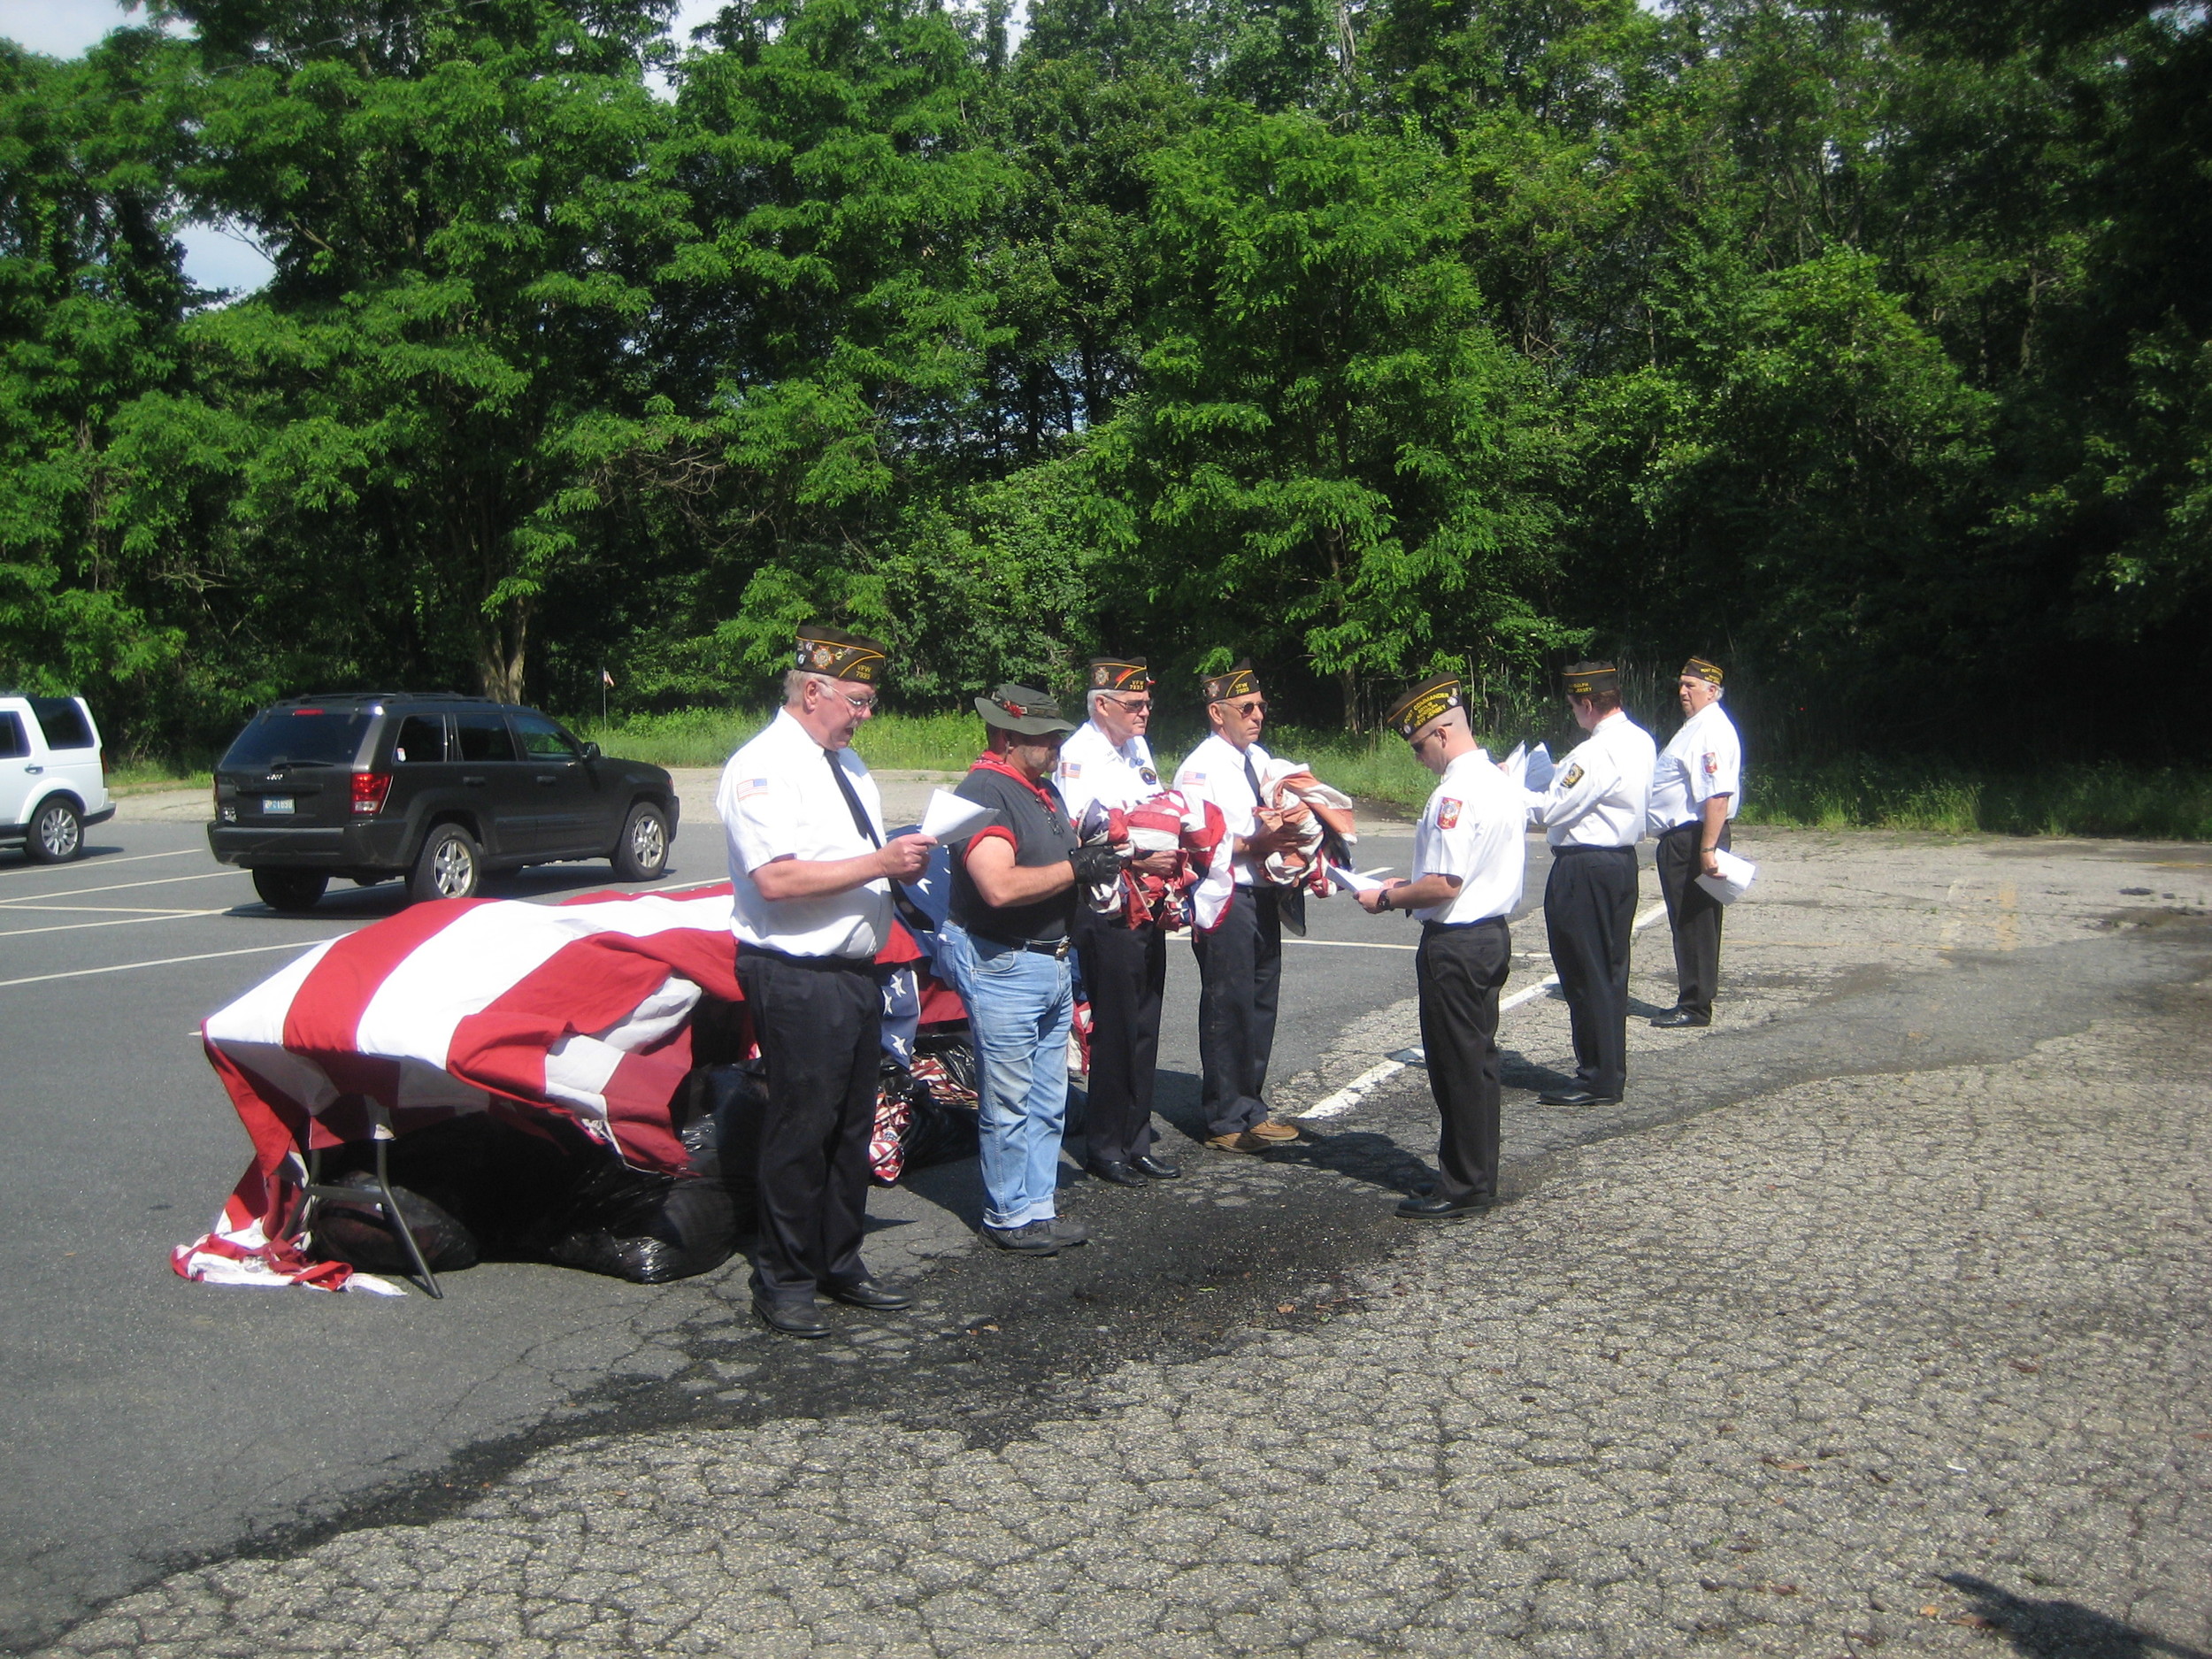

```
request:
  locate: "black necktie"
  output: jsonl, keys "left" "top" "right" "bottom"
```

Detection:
{"left": 825, "top": 749, "right": 933, "bottom": 934}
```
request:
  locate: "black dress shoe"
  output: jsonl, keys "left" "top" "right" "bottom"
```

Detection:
{"left": 1649, "top": 1008, "right": 1710, "bottom": 1029}
{"left": 1395, "top": 1193, "right": 1496, "bottom": 1219}
{"left": 1537, "top": 1087, "right": 1621, "bottom": 1107}
{"left": 1131, "top": 1154, "right": 1182, "bottom": 1180}
{"left": 1087, "top": 1160, "right": 1147, "bottom": 1187}
{"left": 826, "top": 1278, "right": 911, "bottom": 1310}
{"left": 751, "top": 1295, "right": 831, "bottom": 1338}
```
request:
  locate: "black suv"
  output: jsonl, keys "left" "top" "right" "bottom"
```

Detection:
{"left": 208, "top": 695, "right": 680, "bottom": 911}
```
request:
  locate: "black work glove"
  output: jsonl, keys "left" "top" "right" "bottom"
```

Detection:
{"left": 1069, "top": 842, "right": 1127, "bottom": 886}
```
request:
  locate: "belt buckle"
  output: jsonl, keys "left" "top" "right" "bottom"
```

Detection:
{"left": 1053, "top": 937, "right": 1071, "bottom": 960}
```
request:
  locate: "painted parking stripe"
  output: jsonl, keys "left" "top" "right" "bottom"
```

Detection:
{"left": 4, "top": 847, "right": 199, "bottom": 872}
{"left": 1284, "top": 938, "right": 1420, "bottom": 952}
{"left": 0, "top": 869, "right": 240, "bottom": 905}
{"left": 0, "top": 902, "right": 231, "bottom": 915}
{"left": 0, "top": 939, "right": 343, "bottom": 990}
{"left": 1295, "top": 902, "right": 1669, "bottom": 1120}
{"left": 0, "top": 909, "right": 228, "bottom": 939}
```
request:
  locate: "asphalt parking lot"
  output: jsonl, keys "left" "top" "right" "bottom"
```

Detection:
{"left": 4, "top": 781, "right": 2209, "bottom": 1655}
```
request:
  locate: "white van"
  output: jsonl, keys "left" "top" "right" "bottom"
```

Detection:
{"left": 0, "top": 695, "right": 114, "bottom": 863}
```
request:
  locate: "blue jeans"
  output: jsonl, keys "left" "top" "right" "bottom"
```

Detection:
{"left": 939, "top": 921, "right": 1073, "bottom": 1230}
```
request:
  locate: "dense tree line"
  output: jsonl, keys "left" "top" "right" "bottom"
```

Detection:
{"left": 2, "top": 0, "right": 2206, "bottom": 759}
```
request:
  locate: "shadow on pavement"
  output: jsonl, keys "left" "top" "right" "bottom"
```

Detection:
{"left": 1940, "top": 1572, "right": 2209, "bottom": 1659}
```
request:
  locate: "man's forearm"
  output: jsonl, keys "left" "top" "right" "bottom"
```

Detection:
{"left": 1385, "top": 873, "right": 1463, "bottom": 910}
{"left": 966, "top": 843, "right": 1074, "bottom": 908}
{"left": 1700, "top": 795, "right": 1731, "bottom": 849}
{"left": 750, "top": 851, "right": 887, "bottom": 902}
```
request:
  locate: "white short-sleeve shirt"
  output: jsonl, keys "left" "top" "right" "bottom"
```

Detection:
{"left": 1056, "top": 719, "right": 1160, "bottom": 829}
{"left": 1525, "top": 710, "right": 1656, "bottom": 849}
{"left": 1174, "top": 732, "right": 1273, "bottom": 887}
{"left": 1647, "top": 700, "right": 1743, "bottom": 833}
{"left": 1412, "top": 748, "right": 1526, "bottom": 925}
{"left": 718, "top": 709, "right": 889, "bottom": 959}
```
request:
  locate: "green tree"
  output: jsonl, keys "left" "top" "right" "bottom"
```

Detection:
{"left": 1094, "top": 111, "right": 1568, "bottom": 728}
{"left": 163, "top": 0, "right": 692, "bottom": 703}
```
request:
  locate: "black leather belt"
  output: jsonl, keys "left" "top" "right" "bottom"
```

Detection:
{"left": 974, "top": 933, "right": 1071, "bottom": 958}
{"left": 1553, "top": 842, "right": 1636, "bottom": 855}
{"left": 1421, "top": 916, "right": 1509, "bottom": 933}
{"left": 741, "top": 944, "right": 879, "bottom": 972}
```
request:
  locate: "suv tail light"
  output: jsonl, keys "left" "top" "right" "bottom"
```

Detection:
{"left": 352, "top": 772, "right": 394, "bottom": 816}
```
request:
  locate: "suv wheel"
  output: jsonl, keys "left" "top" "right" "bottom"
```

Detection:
{"left": 252, "top": 868, "right": 330, "bottom": 912}
{"left": 25, "top": 798, "right": 83, "bottom": 864}
{"left": 611, "top": 802, "right": 670, "bottom": 881}
{"left": 411, "top": 822, "right": 482, "bottom": 902}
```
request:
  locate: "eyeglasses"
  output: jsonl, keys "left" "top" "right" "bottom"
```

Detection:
{"left": 838, "top": 691, "right": 877, "bottom": 714}
{"left": 1107, "top": 695, "right": 1153, "bottom": 712}
{"left": 1229, "top": 700, "right": 1266, "bottom": 718}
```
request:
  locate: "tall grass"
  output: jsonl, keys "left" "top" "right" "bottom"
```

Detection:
{"left": 1740, "top": 758, "right": 2212, "bottom": 840}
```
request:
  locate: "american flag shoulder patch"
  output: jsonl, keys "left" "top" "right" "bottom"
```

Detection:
{"left": 1060, "top": 762, "right": 1082, "bottom": 780}
{"left": 735, "top": 776, "right": 772, "bottom": 801}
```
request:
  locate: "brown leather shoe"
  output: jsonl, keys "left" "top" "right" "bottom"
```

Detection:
{"left": 1249, "top": 1119, "right": 1303, "bottom": 1141}
{"left": 1206, "top": 1130, "right": 1271, "bottom": 1154}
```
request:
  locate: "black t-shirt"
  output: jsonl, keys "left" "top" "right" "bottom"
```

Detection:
{"left": 949, "top": 759, "right": 1079, "bottom": 943}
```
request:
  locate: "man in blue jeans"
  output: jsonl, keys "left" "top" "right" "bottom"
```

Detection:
{"left": 940, "top": 685, "right": 1129, "bottom": 1254}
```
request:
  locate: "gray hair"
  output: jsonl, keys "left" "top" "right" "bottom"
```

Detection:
{"left": 783, "top": 668, "right": 835, "bottom": 707}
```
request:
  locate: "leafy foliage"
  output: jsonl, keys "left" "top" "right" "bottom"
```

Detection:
{"left": 0, "top": 0, "right": 2207, "bottom": 764}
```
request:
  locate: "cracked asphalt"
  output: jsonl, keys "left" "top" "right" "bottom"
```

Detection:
{"left": 7, "top": 815, "right": 2212, "bottom": 1656}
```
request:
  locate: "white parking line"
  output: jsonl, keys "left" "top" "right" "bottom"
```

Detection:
{"left": 1295, "top": 902, "right": 1669, "bottom": 1120}
{"left": 0, "top": 909, "right": 228, "bottom": 939}
{"left": 5, "top": 848, "right": 199, "bottom": 872}
{"left": 0, "top": 902, "right": 227, "bottom": 915}
{"left": 0, "top": 939, "right": 341, "bottom": 990}
{"left": 0, "top": 869, "right": 239, "bottom": 905}
{"left": 1284, "top": 937, "right": 1420, "bottom": 952}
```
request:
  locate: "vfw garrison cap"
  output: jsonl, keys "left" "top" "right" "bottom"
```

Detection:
{"left": 1088, "top": 657, "right": 1153, "bottom": 693}
{"left": 1385, "top": 673, "right": 1464, "bottom": 741}
{"left": 1562, "top": 660, "right": 1619, "bottom": 697}
{"left": 1201, "top": 659, "right": 1263, "bottom": 703}
{"left": 795, "top": 623, "right": 889, "bottom": 685}
{"left": 976, "top": 684, "right": 1078, "bottom": 736}
{"left": 1683, "top": 656, "right": 1724, "bottom": 686}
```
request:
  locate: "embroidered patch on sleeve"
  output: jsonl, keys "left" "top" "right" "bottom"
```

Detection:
{"left": 1437, "top": 798, "right": 1463, "bottom": 830}
{"left": 1181, "top": 771, "right": 1207, "bottom": 787}
{"left": 1562, "top": 763, "right": 1586, "bottom": 788}
{"left": 1702, "top": 752, "right": 1718, "bottom": 774}
{"left": 1060, "top": 762, "right": 1082, "bottom": 780}
{"left": 734, "top": 777, "right": 772, "bottom": 801}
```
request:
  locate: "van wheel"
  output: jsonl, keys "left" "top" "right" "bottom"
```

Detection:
{"left": 411, "top": 823, "right": 482, "bottom": 902}
{"left": 26, "top": 799, "right": 83, "bottom": 864}
{"left": 611, "top": 802, "right": 670, "bottom": 881}
{"left": 252, "top": 868, "right": 329, "bottom": 911}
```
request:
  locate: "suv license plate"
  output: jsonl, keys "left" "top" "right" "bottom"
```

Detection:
{"left": 262, "top": 795, "right": 295, "bottom": 815}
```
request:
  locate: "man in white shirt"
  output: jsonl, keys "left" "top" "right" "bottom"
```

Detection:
{"left": 1647, "top": 656, "right": 1743, "bottom": 1028}
{"left": 1524, "top": 661, "right": 1656, "bottom": 1107}
{"left": 1172, "top": 659, "right": 1308, "bottom": 1152}
{"left": 718, "top": 624, "right": 936, "bottom": 1338}
{"left": 1056, "top": 656, "right": 1184, "bottom": 1187}
{"left": 1358, "top": 675, "right": 1525, "bottom": 1218}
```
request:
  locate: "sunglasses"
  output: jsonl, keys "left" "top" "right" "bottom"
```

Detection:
{"left": 1227, "top": 700, "right": 1267, "bottom": 718}
{"left": 1107, "top": 695, "right": 1153, "bottom": 711}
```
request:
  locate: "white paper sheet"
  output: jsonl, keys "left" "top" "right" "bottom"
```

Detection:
{"left": 1522, "top": 741, "right": 1555, "bottom": 793}
{"left": 1326, "top": 864, "right": 1390, "bottom": 894}
{"left": 920, "top": 788, "right": 997, "bottom": 842}
{"left": 1694, "top": 847, "right": 1757, "bottom": 904}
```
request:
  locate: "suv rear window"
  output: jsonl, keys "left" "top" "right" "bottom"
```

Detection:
{"left": 28, "top": 697, "right": 94, "bottom": 750}
{"left": 392, "top": 715, "right": 447, "bottom": 764}
{"left": 222, "top": 707, "right": 374, "bottom": 770}
{"left": 0, "top": 712, "right": 25, "bottom": 760}
{"left": 455, "top": 712, "right": 517, "bottom": 764}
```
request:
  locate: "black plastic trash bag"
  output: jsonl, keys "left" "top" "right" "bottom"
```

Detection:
{"left": 547, "top": 1106, "right": 739, "bottom": 1285}
{"left": 313, "top": 1171, "right": 480, "bottom": 1273}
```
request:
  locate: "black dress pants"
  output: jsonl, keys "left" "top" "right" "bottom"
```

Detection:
{"left": 1654, "top": 820, "right": 1731, "bottom": 1017}
{"left": 1190, "top": 885, "right": 1283, "bottom": 1137}
{"left": 1072, "top": 908, "right": 1165, "bottom": 1166}
{"left": 1543, "top": 844, "right": 1639, "bottom": 1098}
{"left": 733, "top": 949, "right": 881, "bottom": 1304}
{"left": 1417, "top": 918, "right": 1512, "bottom": 1203}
